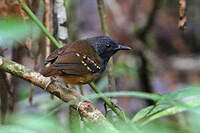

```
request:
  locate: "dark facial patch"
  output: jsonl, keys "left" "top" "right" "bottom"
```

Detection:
{"left": 87, "top": 36, "right": 119, "bottom": 60}
{"left": 86, "top": 36, "right": 131, "bottom": 72}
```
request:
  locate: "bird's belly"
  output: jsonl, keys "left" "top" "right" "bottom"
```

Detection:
{"left": 60, "top": 73, "right": 100, "bottom": 85}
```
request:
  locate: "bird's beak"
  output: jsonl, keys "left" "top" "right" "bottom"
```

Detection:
{"left": 115, "top": 44, "right": 131, "bottom": 51}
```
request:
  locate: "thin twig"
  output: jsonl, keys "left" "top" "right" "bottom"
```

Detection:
{"left": 137, "top": 50, "right": 154, "bottom": 106}
{"left": 44, "top": 0, "right": 54, "bottom": 100}
{"left": 134, "top": 0, "right": 161, "bottom": 105}
{"left": 29, "top": 39, "right": 43, "bottom": 104}
{"left": 97, "top": 0, "right": 109, "bottom": 35}
{"left": 44, "top": 0, "right": 51, "bottom": 59}
{"left": 178, "top": 0, "right": 187, "bottom": 30}
{"left": 0, "top": 70, "right": 9, "bottom": 124}
{"left": 10, "top": 46, "right": 24, "bottom": 111}
{"left": 0, "top": 49, "right": 9, "bottom": 123}
{"left": 97, "top": 0, "right": 114, "bottom": 94}
{"left": 97, "top": 0, "right": 115, "bottom": 92}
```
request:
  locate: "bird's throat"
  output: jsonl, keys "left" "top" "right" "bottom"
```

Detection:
{"left": 99, "top": 58, "right": 109, "bottom": 73}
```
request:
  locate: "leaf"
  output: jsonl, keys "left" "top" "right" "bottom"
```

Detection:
{"left": 132, "top": 104, "right": 170, "bottom": 122}
{"left": 140, "top": 97, "right": 200, "bottom": 125}
{"left": 132, "top": 86, "right": 200, "bottom": 125}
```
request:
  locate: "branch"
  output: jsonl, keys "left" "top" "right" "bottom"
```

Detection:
{"left": 44, "top": 0, "right": 52, "bottom": 58}
{"left": 54, "top": 0, "right": 68, "bottom": 44}
{"left": 0, "top": 56, "right": 119, "bottom": 133}
{"left": 97, "top": 0, "right": 109, "bottom": 35}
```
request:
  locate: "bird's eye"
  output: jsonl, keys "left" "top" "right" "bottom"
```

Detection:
{"left": 106, "top": 44, "right": 111, "bottom": 48}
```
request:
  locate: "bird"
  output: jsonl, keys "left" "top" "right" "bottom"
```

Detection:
{"left": 40, "top": 36, "right": 131, "bottom": 85}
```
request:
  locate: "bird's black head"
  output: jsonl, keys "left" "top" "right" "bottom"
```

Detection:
{"left": 87, "top": 36, "right": 131, "bottom": 61}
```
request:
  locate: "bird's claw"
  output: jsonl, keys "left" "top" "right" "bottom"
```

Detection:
{"left": 45, "top": 77, "right": 56, "bottom": 90}
{"left": 76, "top": 101, "right": 83, "bottom": 111}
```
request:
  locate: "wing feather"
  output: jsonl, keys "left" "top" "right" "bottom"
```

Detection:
{"left": 42, "top": 40, "right": 102, "bottom": 76}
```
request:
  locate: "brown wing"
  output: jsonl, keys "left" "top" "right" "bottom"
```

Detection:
{"left": 41, "top": 40, "right": 102, "bottom": 77}
{"left": 52, "top": 52, "right": 93, "bottom": 75}
{"left": 44, "top": 46, "right": 65, "bottom": 65}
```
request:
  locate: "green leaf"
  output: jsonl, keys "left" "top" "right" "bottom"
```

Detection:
{"left": 132, "top": 86, "right": 200, "bottom": 125}
{"left": 140, "top": 97, "right": 200, "bottom": 125}
{"left": 132, "top": 104, "right": 170, "bottom": 122}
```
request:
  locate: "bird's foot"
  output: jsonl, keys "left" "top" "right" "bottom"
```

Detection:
{"left": 45, "top": 76, "right": 56, "bottom": 90}
{"left": 76, "top": 101, "right": 84, "bottom": 111}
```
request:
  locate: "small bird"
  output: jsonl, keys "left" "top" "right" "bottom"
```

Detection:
{"left": 40, "top": 36, "right": 131, "bottom": 85}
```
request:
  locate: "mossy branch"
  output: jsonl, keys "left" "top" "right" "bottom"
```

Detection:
{"left": 0, "top": 56, "right": 119, "bottom": 133}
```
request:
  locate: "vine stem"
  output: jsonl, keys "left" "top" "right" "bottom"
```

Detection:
{"left": 18, "top": 0, "right": 62, "bottom": 48}
{"left": 89, "top": 82, "right": 126, "bottom": 120}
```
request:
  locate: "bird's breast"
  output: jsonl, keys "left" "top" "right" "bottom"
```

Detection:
{"left": 59, "top": 73, "right": 100, "bottom": 85}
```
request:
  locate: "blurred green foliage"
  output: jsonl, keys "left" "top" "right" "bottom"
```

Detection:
{"left": 113, "top": 63, "right": 137, "bottom": 77}
{"left": 0, "top": 113, "right": 65, "bottom": 133}
{"left": 0, "top": 17, "right": 37, "bottom": 48}
{"left": 3, "top": 85, "right": 199, "bottom": 133}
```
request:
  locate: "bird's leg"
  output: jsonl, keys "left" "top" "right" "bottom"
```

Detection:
{"left": 104, "top": 100, "right": 122, "bottom": 116}
{"left": 144, "top": 101, "right": 158, "bottom": 118}
{"left": 112, "top": 102, "right": 122, "bottom": 110}
{"left": 104, "top": 102, "right": 108, "bottom": 117}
